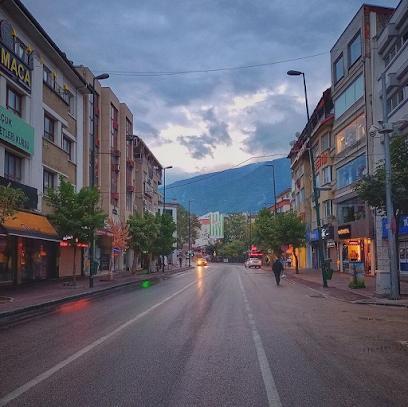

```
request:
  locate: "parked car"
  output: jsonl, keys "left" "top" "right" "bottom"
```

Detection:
{"left": 245, "top": 257, "right": 262, "bottom": 269}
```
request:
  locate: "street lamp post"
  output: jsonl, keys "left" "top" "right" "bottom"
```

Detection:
{"left": 188, "top": 199, "right": 192, "bottom": 267}
{"left": 287, "top": 70, "right": 328, "bottom": 287}
{"left": 89, "top": 73, "right": 109, "bottom": 288}
{"left": 161, "top": 165, "right": 173, "bottom": 272}
{"left": 265, "top": 164, "right": 277, "bottom": 215}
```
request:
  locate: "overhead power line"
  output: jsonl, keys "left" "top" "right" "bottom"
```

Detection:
{"left": 97, "top": 51, "right": 327, "bottom": 77}
{"left": 166, "top": 153, "right": 286, "bottom": 190}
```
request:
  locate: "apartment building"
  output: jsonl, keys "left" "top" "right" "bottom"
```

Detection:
{"left": 0, "top": 0, "right": 88, "bottom": 284}
{"left": 288, "top": 89, "right": 334, "bottom": 270}
{"left": 371, "top": 0, "right": 408, "bottom": 281}
{"left": 268, "top": 188, "right": 292, "bottom": 214}
{"left": 330, "top": 4, "right": 393, "bottom": 275}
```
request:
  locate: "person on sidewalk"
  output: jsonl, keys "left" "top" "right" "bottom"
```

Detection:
{"left": 272, "top": 256, "right": 284, "bottom": 286}
{"left": 178, "top": 253, "right": 183, "bottom": 268}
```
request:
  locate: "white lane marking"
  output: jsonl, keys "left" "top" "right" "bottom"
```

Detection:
{"left": 238, "top": 274, "right": 283, "bottom": 407}
{"left": 0, "top": 280, "right": 197, "bottom": 406}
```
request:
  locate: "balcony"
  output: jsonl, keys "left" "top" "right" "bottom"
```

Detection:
{"left": 0, "top": 176, "right": 38, "bottom": 210}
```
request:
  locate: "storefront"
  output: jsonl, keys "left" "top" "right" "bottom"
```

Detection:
{"left": 337, "top": 224, "right": 372, "bottom": 274}
{"left": 0, "top": 211, "right": 59, "bottom": 285}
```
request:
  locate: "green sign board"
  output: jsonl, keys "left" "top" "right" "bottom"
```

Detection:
{"left": 0, "top": 105, "right": 34, "bottom": 154}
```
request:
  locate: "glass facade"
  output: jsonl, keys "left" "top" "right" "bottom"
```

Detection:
{"left": 337, "top": 198, "right": 366, "bottom": 223}
{"left": 336, "top": 114, "right": 365, "bottom": 153}
{"left": 334, "top": 75, "right": 364, "bottom": 118}
{"left": 337, "top": 154, "right": 366, "bottom": 188}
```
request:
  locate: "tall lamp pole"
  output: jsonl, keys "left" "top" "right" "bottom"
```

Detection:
{"left": 287, "top": 70, "right": 328, "bottom": 287}
{"left": 265, "top": 164, "right": 277, "bottom": 215}
{"left": 89, "top": 73, "right": 109, "bottom": 288}
{"left": 161, "top": 165, "right": 173, "bottom": 272}
{"left": 188, "top": 199, "right": 192, "bottom": 267}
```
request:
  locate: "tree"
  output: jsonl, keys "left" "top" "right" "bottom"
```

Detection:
{"left": 176, "top": 205, "right": 200, "bottom": 248}
{"left": 224, "top": 213, "right": 249, "bottom": 244}
{"left": 218, "top": 240, "right": 246, "bottom": 258}
{"left": 127, "top": 211, "right": 160, "bottom": 273}
{"left": 45, "top": 178, "right": 106, "bottom": 283}
{"left": 0, "top": 184, "right": 26, "bottom": 224}
{"left": 155, "top": 213, "right": 176, "bottom": 260}
{"left": 253, "top": 208, "right": 278, "bottom": 253}
{"left": 106, "top": 218, "right": 129, "bottom": 278}
{"left": 355, "top": 134, "right": 408, "bottom": 278}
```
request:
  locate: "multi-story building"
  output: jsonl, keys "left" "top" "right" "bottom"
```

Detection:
{"left": 371, "top": 0, "right": 408, "bottom": 283}
{"left": 268, "top": 188, "right": 292, "bottom": 214}
{"left": 0, "top": 0, "right": 88, "bottom": 284}
{"left": 330, "top": 4, "right": 393, "bottom": 275}
{"left": 288, "top": 89, "right": 334, "bottom": 270}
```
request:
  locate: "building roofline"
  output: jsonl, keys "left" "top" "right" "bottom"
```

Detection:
{"left": 330, "top": 3, "right": 394, "bottom": 53}
{"left": 12, "top": 0, "right": 87, "bottom": 88}
{"left": 136, "top": 136, "right": 163, "bottom": 169}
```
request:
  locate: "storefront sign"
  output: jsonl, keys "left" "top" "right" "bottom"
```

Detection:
{"left": 337, "top": 225, "right": 351, "bottom": 239}
{"left": 0, "top": 105, "right": 34, "bottom": 154}
{"left": 382, "top": 215, "right": 408, "bottom": 239}
{"left": 327, "top": 240, "right": 336, "bottom": 248}
{"left": 321, "top": 225, "right": 334, "bottom": 240}
{"left": 0, "top": 20, "right": 32, "bottom": 92}
{"left": 308, "top": 228, "right": 319, "bottom": 242}
{"left": 315, "top": 153, "right": 328, "bottom": 171}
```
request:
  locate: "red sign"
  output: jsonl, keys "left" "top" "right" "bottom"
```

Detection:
{"left": 315, "top": 153, "right": 328, "bottom": 171}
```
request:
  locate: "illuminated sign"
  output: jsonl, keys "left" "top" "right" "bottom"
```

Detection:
{"left": 337, "top": 225, "right": 351, "bottom": 239}
{"left": 0, "top": 20, "right": 33, "bottom": 92}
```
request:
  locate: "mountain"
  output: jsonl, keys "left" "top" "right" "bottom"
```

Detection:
{"left": 164, "top": 158, "right": 291, "bottom": 215}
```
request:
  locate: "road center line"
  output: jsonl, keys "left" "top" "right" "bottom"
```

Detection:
{"left": 238, "top": 274, "right": 283, "bottom": 407}
{"left": 0, "top": 280, "right": 197, "bottom": 407}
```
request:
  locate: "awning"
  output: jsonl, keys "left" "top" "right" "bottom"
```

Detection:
{"left": 1, "top": 211, "right": 59, "bottom": 242}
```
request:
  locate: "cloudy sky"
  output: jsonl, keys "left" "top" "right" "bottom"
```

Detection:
{"left": 25, "top": 0, "right": 397, "bottom": 183}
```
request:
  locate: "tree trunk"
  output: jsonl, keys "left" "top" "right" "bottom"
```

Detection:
{"left": 293, "top": 250, "right": 299, "bottom": 274}
{"left": 132, "top": 252, "right": 139, "bottom": 273}
{"left": 148, "top": 253, "right": 152, "bottom": 273}
{"left": 72, "top": 244, "right": 77, "bottom": 285}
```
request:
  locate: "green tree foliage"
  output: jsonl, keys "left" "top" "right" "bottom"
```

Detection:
{"left": 176, "top": 205, "right": 200, "bottom": 248}
{"left": 155, "top": 212, "right": 177, "bottom": 257}
{"left": 254, "top": 209, "right": 306, "bottom": 273}
{"left": 224, "top": 213, "right": 249, "bottom": 244}
{"left": 0, "top": 184, "right": 26, "bottom": 224}
{"left": 45, "top": 178, "right": 106, "bottom": 282}
{"left": 355, "top": 135, "right": 408, "bottom": 216}
{"left": 218, "top": 240, "right": 247, "bottom": 258}
{"left": 127, "top": 211, "right": 160, "bottom": 272}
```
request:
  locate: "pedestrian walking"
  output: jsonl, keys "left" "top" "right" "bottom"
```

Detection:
{"left": 178, "top": 253, "right": 183, "bottom": 268}
{"left": 272, "top": 257, "right": 284, "bottom": 286}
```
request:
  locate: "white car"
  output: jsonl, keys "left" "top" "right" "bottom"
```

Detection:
{"left": 245, "top": 257, "right": 262, "bottom": 269}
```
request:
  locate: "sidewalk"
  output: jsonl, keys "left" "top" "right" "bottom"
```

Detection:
{"left": 0, "top": 264, "right": 192, "bottom": 318}
{"left": 268, "top": 266, "right": 408, "bottom": 308}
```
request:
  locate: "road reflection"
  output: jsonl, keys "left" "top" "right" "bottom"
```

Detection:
{"left": 56, "top": 298, "right": 90, "bottom": 314}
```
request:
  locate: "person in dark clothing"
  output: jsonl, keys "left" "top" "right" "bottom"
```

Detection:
{"left": 272, "top": 257, "right": 284, "bottom": 286}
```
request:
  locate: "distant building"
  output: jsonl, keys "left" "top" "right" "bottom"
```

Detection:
{"left": 195, "top": 211, "right": 224, "bottom": 248}
{"left": 268, "top": 188, "right": 292, "bottom": 214}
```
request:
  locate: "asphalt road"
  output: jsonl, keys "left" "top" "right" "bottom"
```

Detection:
{"left": 1, "top": 263, "right": 408, "bottom": 406}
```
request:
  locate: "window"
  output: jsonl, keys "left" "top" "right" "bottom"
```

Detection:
{"left": 62, "top": 136, "right": 73, "bottom": 160}
{"left": 322, "top": 166, "right": 332, "bottom": 184}
{"left": 68, "top": 92, "right": 75, "bottom": 115}
{"left": 386, "top": 88, "right": 405, "bottom": 114}
{"left": 334, "top": 54, "right": 344, "bottom": 83}
{"left": 311, "top": 143, "right": 319, "bottom": 159}
{"left": 321, "top": 133, "right": 330, "bottom": 151}
{"left": 300, "top": 188, "right": 305, "bottom": 203}
{"left": 4, "top": 151, "right": 22, "bottom": 181}
{"left": 384, "top": 38, "right": 402, "bottom": 67}
{"left": 336, "top": 114, "right": 366, "bottom": 153}
{"left": 44, "top": 114, "right": 55, "bottom": 142}
{"left": 126, "top": 192, "right": 132, "bottom": 211}
{"left": 43, "top": 65, "right": 54, "bottom": 89}
{"left": 337, "top": 198, "right": 365, "bottom": 223}
{"left": 348, "top": 31, "right": 361, "bottom": 67}
{"left": 337, "top": 154, "right": 366, "bottom": 188}
{"left": 7, "top": 87, "right": 22, "bottom": 117}
{"left": 334, "top": 75, "right": 364, "bottom": 118}
{"left": 43, "top": 169, "right": 56, "bottom": 193}
{"left": 14, "top": 37, "right": 29, "bottom": 65}
{"left": 323, "top": 200, "right": 333, "bottom": 218}
{"left": 111, "top": 105, "right": 118, "bottom": 149}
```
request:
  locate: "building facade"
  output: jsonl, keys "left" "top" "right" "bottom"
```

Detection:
{"left": 268, "top": 187, "right": 292, "bottom": 214}
{"left": 330, "top": 4, "right": 393, "bottom": 275}
{"left": 0, "top": 0, "right": 88, "bottom": 284}
{"left": 371, "top": 0, "right": 408, "bottom": 282}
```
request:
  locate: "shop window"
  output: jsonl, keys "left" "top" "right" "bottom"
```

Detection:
{"left": 334, "top": 75, "right": 364, "bottom": 118}
{"left": 7, "top": 87, "right": 22, "bottom": 117}
{"left": 337, "top": 198, "right": 365, "bottom": 223}
{"left": 43, "top": 65, "right": 54, "bottom": 89}
{"left": 334, "top": 54, "right": 344, "bottom": 83}
{"left": 43, "top": 169, "right": 56, "bottom": 193}
{"left": 348, "top": 31, "right": 361, "bottom": 67}
{"left": 321, "top": 133, "right": 330, "bottom": 152}
{"left": 62, "top": 136, "right": 73, "bottom": 160}
{"left": 322, "top": 166, "right": 332, "bottom": 185}
{"left": 44, "top": 114, "right": 56, "bottom": 142}
{"left": 337, "top": 154, "right": 366, "bottom": 188}
{"left": 4, "top": 151, "right": 22, "bottom": 181}
{"left": 336, "top": 114, "right": 366, "bottom": 153}
{"left": 323, "top": 200, "right": 333, "bottom": 218}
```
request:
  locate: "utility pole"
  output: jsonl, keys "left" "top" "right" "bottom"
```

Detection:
{"left": 265, "top": 164, "right": 277, "bottom": 215}
{"left": 188, "top": 199, "right": 192, "bottom": 267}
{"left": 248, "top": 213, "right": 252, "bottom": 253}
{"left": 161, "top": 166, "right": 172, "bottom": 273}
{"left": 380, "top": 73, "right": 399, "bottom": 299}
